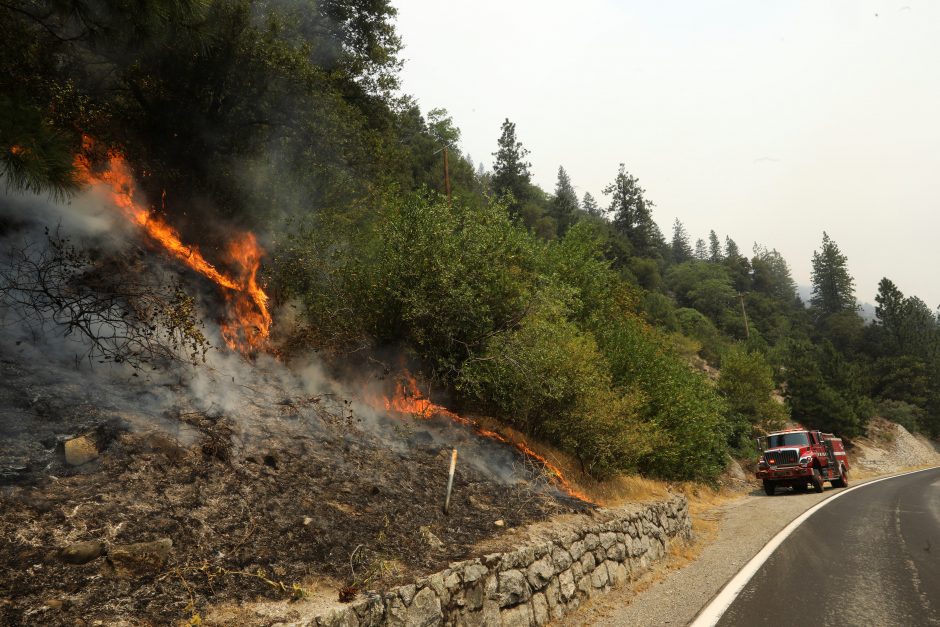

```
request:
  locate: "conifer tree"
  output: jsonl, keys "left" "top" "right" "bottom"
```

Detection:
{"left": 708, "top": 230, "right": 723, "bottom": 262}
{"left": 492, "top": 118, "right": 531, "bottom": 215}
{"left": 550, "top": 166, "right": 580, "bottom": 235}
{"left": 694, "top": 238, "right": 707, "bottom": 260}
{"left": 810, "top": 232, "right": 857, "bottom": 317}
{"left": 603, "top": 164, "right": 657, "bottom": 257}
{"left": 582, "top": 192, "right": 601, "bottom": 217}
{"left": 671, "top": 219, "right": 694, "bottom": 263}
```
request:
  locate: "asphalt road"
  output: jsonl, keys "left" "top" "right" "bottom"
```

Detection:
{"left": 716, "top": 467, "right": 940, "bottom": 626}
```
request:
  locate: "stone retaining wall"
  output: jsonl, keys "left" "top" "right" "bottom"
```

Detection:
{"left": 308, "top": 495, "right": 691, "bottom": 627}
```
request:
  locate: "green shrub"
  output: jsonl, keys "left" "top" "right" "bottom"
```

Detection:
{"left": 876, "top": 399, "right": 925, "bottom": 434}
{"left": 717, "top": 344, "right": 789, "bottom": 453}
{"left": 458, "top": 289, "right": 651, "bottom": 478}
{"left": 592, "top": 313, "right": 730, "bottom": 481}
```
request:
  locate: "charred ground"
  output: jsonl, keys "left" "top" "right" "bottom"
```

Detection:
{"left": 0, "top": 349, "right": 578, "bottom": 626}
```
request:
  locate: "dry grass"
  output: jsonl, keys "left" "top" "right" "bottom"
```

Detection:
{"left": 563, "top": 488, "right": 731, "bottom": 626}
{"left": 469, "top": 417, "right": 670, "bottom": 507}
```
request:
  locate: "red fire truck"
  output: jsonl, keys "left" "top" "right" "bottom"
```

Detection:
{"left": 756, "top": 428, "right": 849, "bottom": 495}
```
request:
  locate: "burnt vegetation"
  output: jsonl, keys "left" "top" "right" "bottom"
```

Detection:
{"left": 0, "top": 230, "right": 210, "bottom": 369}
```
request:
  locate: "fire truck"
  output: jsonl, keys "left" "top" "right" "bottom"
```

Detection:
{"left": 756, "top": 428, "right": 849, "bottom": 495}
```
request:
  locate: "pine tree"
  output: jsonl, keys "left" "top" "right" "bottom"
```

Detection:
{"left": 582, "top": 192, "right": 601, "bottom": 217}
{"left": 603, "top": 163, "right": 657, "bottom": 257}
{"left": 492, "top": 118, "right": 531, "bottom": 215}
{"left": 671, "top": 219, "right": 693, "bottom": 263}
{"left": 724, "top": 236, "right": 741, "bottom": 259}
{"left": 694, "top": 238, "right": 707, "bottom": 260}
{"left": 550, "top": 166, "right": 580, "bottom": 235}
{"left": 810, "top": 232, "right": 857, "bottom": 318}
{"left": 708, "top": 230, "right": 723, "bottom": 262}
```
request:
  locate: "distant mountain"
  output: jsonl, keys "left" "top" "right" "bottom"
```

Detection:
{"left": 796, "top": 285, "right": 876, "bottom": 322}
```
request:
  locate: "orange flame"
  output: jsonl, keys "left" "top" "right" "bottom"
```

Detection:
{"left": 383, "top": 372, "right": 597, "bottom": 504}
{"left": 73, "top": 138, "right": 271, "bottom": 354}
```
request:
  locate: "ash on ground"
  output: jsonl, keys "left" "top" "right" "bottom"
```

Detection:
{"left": 0, "top": 348, "right": 577, "bottom": 626}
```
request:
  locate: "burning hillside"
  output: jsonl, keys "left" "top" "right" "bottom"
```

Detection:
{"left": 73, "top": 137, "right": 272, "bottom": 355}
{"left": 378, "top": 372, "right": 596, "bottom": 504}
{"left": 0, "top": 162, "right": 593, "bottom": 625}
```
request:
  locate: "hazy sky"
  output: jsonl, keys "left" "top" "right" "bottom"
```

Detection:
{"left": 393, "top": 0, "right": 940, "bottom": 308}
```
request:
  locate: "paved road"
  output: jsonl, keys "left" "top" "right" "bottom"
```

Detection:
{"left": 717, "top": 467, "right": 940, "bottom": 626}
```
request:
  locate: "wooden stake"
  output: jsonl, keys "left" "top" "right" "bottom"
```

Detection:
{"left": 443, "top": 448, "right": 458, "bottom": 514}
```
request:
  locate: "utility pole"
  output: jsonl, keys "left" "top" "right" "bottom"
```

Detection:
{"left": 739, "top": 293, "right": 750, "bottom": 340}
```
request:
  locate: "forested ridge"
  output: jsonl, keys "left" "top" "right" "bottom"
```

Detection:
{"left": 3, "top": 0, "right": 939, "bottom": 484}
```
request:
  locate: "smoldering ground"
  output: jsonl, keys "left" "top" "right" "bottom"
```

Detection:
{"left": 0, "top": 187, "right": 579, "bottom": 625}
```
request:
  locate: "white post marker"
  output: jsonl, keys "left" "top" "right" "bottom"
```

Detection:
{"left": 443, "top": 448, "right": 458, "bottom": 514}
{"left": 691, "top": 466, "right": 940, "bottom": 627}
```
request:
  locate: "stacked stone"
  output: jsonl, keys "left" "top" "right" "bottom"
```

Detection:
{"left": 307, "top": 495, "right": 691, "bottom": 627}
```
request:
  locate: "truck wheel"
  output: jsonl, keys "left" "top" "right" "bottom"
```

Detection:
{"left": 763, "top": 480, "right": 775, "bottom": 496}
{"left": 831, "top": 465, "right": 849, "bottom": 488}
{"left": 811, "top": 468, "right": 824, "bottom": 493}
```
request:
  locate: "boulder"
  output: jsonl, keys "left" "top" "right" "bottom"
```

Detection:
{"left": 404, "top": 587, "right": 442, "bottom": 627}
{"left": 107, "top": 538, "right": 172, "bottom": 577}
{"left": 63, "top": 435, "right": 98, "bottom": 466}
{"left": 60, "top": 540, "right": 105, "bottom": 565}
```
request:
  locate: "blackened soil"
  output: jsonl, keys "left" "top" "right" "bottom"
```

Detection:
{"left": 0, "top": 367, "right": 571, "bottom": 626}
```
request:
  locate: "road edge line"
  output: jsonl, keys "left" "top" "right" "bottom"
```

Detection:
{"left": 689, "top": 466, "right": 940, "bottom": 627}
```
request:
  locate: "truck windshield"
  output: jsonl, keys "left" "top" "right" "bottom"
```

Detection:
{"left": 765, "top": 432, "right": 810, "bottom": 448}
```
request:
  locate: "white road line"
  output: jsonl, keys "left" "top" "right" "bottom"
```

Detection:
{"left": 689, "top": 466, "right": 940, "bottom": 627}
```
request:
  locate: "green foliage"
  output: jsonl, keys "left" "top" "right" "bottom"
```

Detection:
{"left": 592, "top": 314, "right": 730, "bottom": 481}
{"left": 371, "top": 192, "right": 537, "bottom": 371}
{"left": 458, "top": 290, "right": 652, "bottom": 478}
{"left": 708, "top": 230, "right": 723, "bottom": 262}
{"left": 670, "top": 219, "right": 693, "bottom": 263}
{"left": 641, "top": 292, "right": 679, "bottom": 332}
{"left": 0, "top": 97, "right": 81, "bottom": 199}
{"left": 603, "top": 164, "right": 660, "bottom": 258}
{"left": 784, "top": 340, "right": 870, "bottom": 436}
{"left": 810, "top": 232, "right": 857, "bottom": 320}
{"left": 877, "top": 399, "right": 926, "bottom": 434}
{"left": 675, "top": 308, "right": 727, "bottom": 364}
{"left": 718, "top": 345, "right": 788, "bottom": 451}
{"left": 581, "top": 192, "right": 601, "bottom": 217}
{"left": 492, "top": 118, "right": 532, "bottom": 216}
{"left": 549, "top": 166, "right": 580, "bottom": 236}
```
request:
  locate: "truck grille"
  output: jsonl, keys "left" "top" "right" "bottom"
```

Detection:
{"left": 766, "top": 450, "right": 799, "bottom": 466}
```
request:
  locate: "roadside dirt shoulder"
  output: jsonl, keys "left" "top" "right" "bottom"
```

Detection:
{"left": 564, "top": 485, "right": 832, "bottom": 626}
{"left": 568, "top": 469, "right": 937, "bottom": 626}
{"left": 569, "top": 422, "right": 940, "bottom": 626}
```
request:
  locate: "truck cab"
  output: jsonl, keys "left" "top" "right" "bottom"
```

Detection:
{"left": 756, "top": 428, "right": 849, "bottom": 495}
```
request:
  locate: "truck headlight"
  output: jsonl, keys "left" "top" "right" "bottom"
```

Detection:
{"left": 799, "top": 456, "right": 812, "bottom": 467}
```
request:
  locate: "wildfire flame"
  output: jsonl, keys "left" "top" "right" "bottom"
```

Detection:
{"left": 73, "top": 138, "right": 271, "bottom": 353}
{"left": 383, "top": 372, "right": 596, "bottom": 504}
